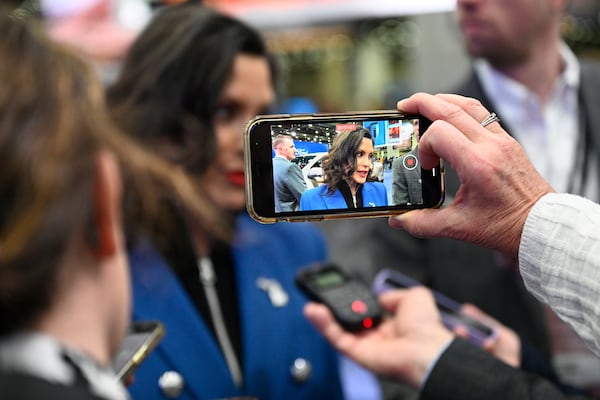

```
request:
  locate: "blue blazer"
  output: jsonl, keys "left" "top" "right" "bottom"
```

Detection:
{"left": 127, "top": 214, "right": 344, "bottom": 400}
{"left": 300, "top": 182, "right": 388, "bottom": 211}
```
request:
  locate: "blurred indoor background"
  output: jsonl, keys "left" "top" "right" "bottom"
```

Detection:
{"left": 9, "top": 0, "right": 600, "bottom": 393}
{"left": 13, "top": 0, "right": 600, "bottom": 112}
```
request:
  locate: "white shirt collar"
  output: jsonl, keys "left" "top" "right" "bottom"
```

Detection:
{"left": 474, "top": 40, "right": 580, "bottom": 109}
{"left": 472, "top": 41, "right": 591, "bottom": 195}
{"left": 560, "top": 40, "right": 580, "bottom": 89}
{"left": 0, "top": 332, "right": 129, "bottom": 400}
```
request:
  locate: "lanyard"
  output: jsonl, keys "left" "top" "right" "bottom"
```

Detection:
{"left": 197, "top": 257, "right": 243, "bottom": 387}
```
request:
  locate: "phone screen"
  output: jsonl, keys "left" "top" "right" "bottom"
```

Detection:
{"left": 244, "top": 111, "right": 444, "bottom": 223}
{"left": 310, "top": 269, "right": 348, "bottom": 289}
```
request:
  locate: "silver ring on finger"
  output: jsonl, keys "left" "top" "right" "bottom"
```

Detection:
{"left": 480, "top": 112, "right": 500, "bottom": 127}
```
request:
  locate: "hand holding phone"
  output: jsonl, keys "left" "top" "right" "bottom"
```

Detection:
{"left": 112, "top": 320, "right": 165, "bottom": 382}
{"left": 244, "top": 111, "right": 445, "bottom": 223}
{"left": 296, "top": 263, "right": 382, "bottom": 333}
{"left": 372, "top": 269, "right": 496, "bottom": 346}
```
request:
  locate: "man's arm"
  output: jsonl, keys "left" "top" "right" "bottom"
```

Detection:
{"left": 421, "top": 339, "right": 591, "bottom": 400}
{"left": 304, "top": 288, "right": 592, "bottom": 400}
{"left": 520, "top": 193, "right": 600, "bottom": 356}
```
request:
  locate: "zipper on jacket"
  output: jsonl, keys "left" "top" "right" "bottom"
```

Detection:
{"left": 197, "top": 257, "right": 243, "bottom": 387}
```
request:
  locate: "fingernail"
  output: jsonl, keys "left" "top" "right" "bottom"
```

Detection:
{"left": 388, "top": 215, "right": 405, "bottom": 229}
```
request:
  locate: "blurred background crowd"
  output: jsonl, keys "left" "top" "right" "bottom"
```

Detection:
{"left": 11, "top": 0, "right": 600, "bottom": 111}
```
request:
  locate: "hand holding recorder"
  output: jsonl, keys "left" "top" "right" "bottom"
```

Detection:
{"left": 303, "top": 287, "right": 454, "bottom": 388}
{"left": 304, "top": 285, "right": 524, "bottom": 389}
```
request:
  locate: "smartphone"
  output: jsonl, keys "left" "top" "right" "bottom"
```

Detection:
{"left": 244, "top": 111, "right": 445, "bottom": 223}
{"left": 296, "top": 263, "right": 382, "bottom": 333}
{"left": 111, "top": 320, "right": 165, "bottom": 381}
{"left": 372, "top": 269, "right": 496, "bottom": 347}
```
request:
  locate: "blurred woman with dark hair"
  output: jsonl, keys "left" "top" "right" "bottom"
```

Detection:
{"left": 107, "top": 4, "right": 367, "bottom": 400}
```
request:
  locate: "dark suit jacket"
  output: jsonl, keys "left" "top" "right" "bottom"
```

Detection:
{"left": 420, "top": 339, "right": 592, "bottom": 400}
{"left": 448, "top": 60, "right": 600, "bottom": 194}
{"left": 0, "top": 371, "right": 105, "bottom": 400}
{"left": 273, "top": 156, "right": 307, "bottom": 212}
{"left": 392, "top": 146, "right": 422, "bottom": 205}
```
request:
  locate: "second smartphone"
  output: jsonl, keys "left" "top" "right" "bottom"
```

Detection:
{"left": 111, "top": 320, "right": 165, "bottom": 382}
{"left": 372, "top": 269, "right": 496, "bottom": 347}
{"left": 244, "top": 111, "right": 444, "bottom": 223}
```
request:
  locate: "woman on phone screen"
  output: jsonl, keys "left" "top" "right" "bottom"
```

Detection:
{"left": 300, "top": 127, "right": 388, "bottom": 211}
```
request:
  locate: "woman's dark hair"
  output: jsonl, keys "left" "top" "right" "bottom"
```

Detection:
{"left": 107, "top": 3, "right": 277, "bottom": 174}
{"left": 322, "top": 127, "right": 373, "bottom": 195}
{"left": 0, "top": 13, "right": 225, "bottom": 336}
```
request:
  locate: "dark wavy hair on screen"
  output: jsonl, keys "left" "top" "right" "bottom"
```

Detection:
{"left": 322, "top": 127, "right": 373, "bottom": 195}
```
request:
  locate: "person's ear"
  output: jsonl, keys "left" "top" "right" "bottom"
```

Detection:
{"left": 90, "top": 151, "right": 122, "bottom": 258}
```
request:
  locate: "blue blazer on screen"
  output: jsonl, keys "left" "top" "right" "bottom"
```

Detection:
{"left": 299, "top": 181, "right": 388, "bottom": 211}
{"left": 127, "top": 213, "right": 344, "bottom": 400}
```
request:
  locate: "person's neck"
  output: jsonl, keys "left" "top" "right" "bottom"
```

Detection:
{"left": 491, "top": 36, "right": 564, "bottom": 105}
{"left": 35, "top": 256, "right": 116, "bottom": 367}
